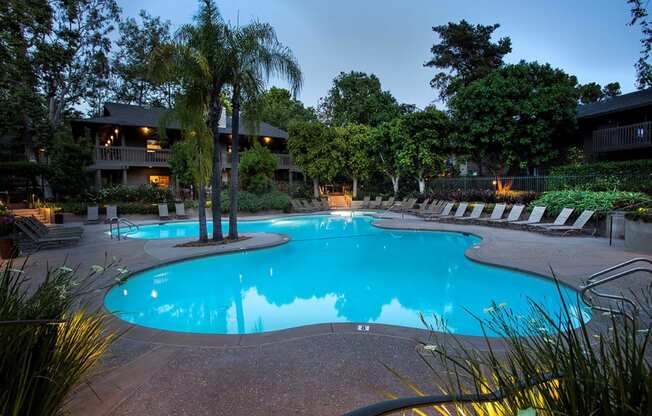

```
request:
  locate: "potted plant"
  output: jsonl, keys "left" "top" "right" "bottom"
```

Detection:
{"left": 0, "top": 203, "right": 16, "bottom": 259}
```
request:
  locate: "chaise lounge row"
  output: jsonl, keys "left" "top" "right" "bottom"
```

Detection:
{"left": 290, "top": 199, "right": 329, "bottom": 212}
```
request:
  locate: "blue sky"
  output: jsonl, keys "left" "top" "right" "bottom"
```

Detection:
{"left": 117, "top": 0, "right": 642, "bottom": 109}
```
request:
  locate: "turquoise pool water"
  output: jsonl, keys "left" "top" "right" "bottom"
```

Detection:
{"left": 105, "top": 213, "right": 589, "bottom": 335}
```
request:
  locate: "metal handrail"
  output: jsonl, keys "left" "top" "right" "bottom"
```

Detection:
{"left": 580, "top": 258, "right": 652, "bottom": 319}
{"left": 378, "top": 202, "right": 406, "bottom": 220}
{"left": 342, "top": 372, "right": 561, "bottom": 416}
{"left": 108, "top": 217, "right": 139, "bottom": 240}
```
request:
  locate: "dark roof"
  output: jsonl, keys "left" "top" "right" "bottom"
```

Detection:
{"left": 577, "top": 88, "right": 652, "bottom": 119}
{"left": 72, "top": 102, "right": 288, "bottom": 139}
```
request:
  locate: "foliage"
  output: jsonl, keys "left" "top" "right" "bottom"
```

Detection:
{"left": 550, "top": 160, "right": 652, "bottom": 194}
{"left": 551, "top": 159, "right": 652, "bottom": 176}
{"left": 318, "top": 71, "right": 402, "bottom": 127}
{"left": 112, "top": 9, "right": 175, "bottom": 107}
{"left": 0, "top": 161, "right": 51, "bottom": 178}
{"left": 218, "top": 190, "right": 290, "bottom": 213}
{"left": 425, "top": 20, "right": 512, "bottom": 101}
{"left": 577, "top": 81, "right": 622, "bottom": 103}
{"left": 393, "top": 282, "right": 652, "bottom": 416}
{"left": 428, "top": 189, "right": 539, "bottom": 205}
{"left": 629, "top": 0, "right": 652, "bottom": 88}
{"left": 335, "top": 123, "right": 374, "bottom": 193}
{"left": 288, "top": 121, "right": 344, "bottom": 182}
{"left": 258, "top": 87, "right": 316, "bottom": 131}
{"left": 0, "top": 258, "right": 123, "bottom": 415}
{"left": 450, "top": 61, "right": 578, "bottom": 175}
{"left": 239, "top": 142, "right": 278, "bottom": 194}
{"left": 47, "top": 128, "right": 93, "bottom": 198}
{"left": 371, "top": 118, "right": 412, "bottom": 195}
{"left": 626, "top": 207, "right": 652, "bottom": 222}
{"left": 531, "top": 191, "right": 651, "bottom": 216}
{"left": 85, "top": 184, "right": 174, "bottom": 204}
{"left": 169, "top": 140, "right": 197, "bottom": 187}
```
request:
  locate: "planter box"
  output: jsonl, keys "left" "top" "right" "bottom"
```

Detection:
{"left": 625, "top": 218, "right": 652, "bottom": 253}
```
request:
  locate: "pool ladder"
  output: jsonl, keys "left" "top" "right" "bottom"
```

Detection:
{"left": 378, "top": 203, "right": 406, "bottom": 220}
{"left": 579, "top": 258, "right": 652, "bottom": 320}
{"left": 108, "top": 217, "right": 139, "bottom": 240}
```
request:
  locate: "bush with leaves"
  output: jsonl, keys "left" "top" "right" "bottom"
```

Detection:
{"left": 428, "top": 189, "right": 539, "bottom": 205}
{"left": 85, "top": 184, "right": 174, "bottom": 204}
{"left": 238, "top": 142, "right": 278, "bottom": 194}
{"left": 531, "top": 191, "right": 651, "bottom": 216}
{"left": 47, "top": 129, "right": 93, "bottom": 198}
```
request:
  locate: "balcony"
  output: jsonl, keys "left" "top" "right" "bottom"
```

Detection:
{"left": 92, "top": 146, "right": 300, "bottom": 171}
{"left": 593, "top": 121, "right": 652, "bottom": 152}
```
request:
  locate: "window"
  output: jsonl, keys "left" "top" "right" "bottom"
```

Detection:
{"left": 147, "top": 139, "right": 162, "bottom": 153}
{"left": 149, "top": 175, "right": 170, "bottom": 188}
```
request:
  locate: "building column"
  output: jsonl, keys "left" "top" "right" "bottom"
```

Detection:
{"left": 95, "top": 169, "right": 102, "bottom": 190}
{"left": 121, "top": 168, "right": 128, "bottom": 185}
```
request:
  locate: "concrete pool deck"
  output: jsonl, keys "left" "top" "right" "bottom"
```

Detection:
{"left": 9, "top": 212, "right": 652, "bottom": 416}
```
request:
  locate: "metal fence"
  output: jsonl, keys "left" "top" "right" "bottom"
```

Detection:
{"left": 427, "top": 174, "right": 652, "bottom": 194}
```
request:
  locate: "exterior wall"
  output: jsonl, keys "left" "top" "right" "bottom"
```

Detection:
{"left": 126, "top": 167, "right": 172, "bottom": 186}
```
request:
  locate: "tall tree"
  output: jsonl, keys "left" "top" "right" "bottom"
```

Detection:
{"left": 258, "top": 87, "right": 316, "bottom": 130}
{"left": 371, "top": 118, "right": 412, "bottom": 196}
{"left": 450, "top": 61, "right": 578, "bottom": 175}
{"left": 425, "top": 20, "right": 512, "bottom": 101}
{"left": 288, "top": 121, "right": 343, "bottom": 198}
{"left": 401, "top": 108, "right": 451, "bottom": 194}
{"left": 603, "top": 82, "right": 622, "bottom": 98}
{"left": 628, "top": 0, "right": 652, "bottom": 89}
{"left": 577, "top": 81, "right": 622, "bottom": 104}
{"left": 335, "top": 124, "right": 374, "bottom": 198}
{"left": 223, "top": 21, "right": 302, "bottom": 240}
{"left": 112, "top": 10, "right": 175, "bottom": 107}
{"left": 318, "top": 71, "right": 400, "bottom": 127}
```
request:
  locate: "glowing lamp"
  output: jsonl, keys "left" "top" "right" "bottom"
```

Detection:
{"left": 263, "top": 136, "right": 272, "bottom": 144}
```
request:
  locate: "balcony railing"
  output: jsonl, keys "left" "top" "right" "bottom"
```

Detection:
{"left": 93, "top": 146, "right": 300, "bottom": 171}
{"left": 593, "top": 121, "right": 652, "bottom": 152}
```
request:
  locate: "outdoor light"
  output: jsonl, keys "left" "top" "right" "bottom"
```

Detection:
{"left": 114, "top": 128, "right": 119, "bottom": 134}
{"left": 263, "top": 136, "right": 272, "bottom": 144}
{"left": 141, "top": 127, "right": 150, "bottom": 134}
{"left": 492, "top": 180, "right": 497, "bottom": 185}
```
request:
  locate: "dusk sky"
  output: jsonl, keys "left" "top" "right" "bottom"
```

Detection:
{"left": 116, "top": 0, "right": 642, "bottom": 109}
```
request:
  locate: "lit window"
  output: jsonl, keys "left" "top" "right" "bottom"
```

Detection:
{"left": 149, "top": 175, "right": 170, "bottom": 188}
{"left": 147, "top": 139, "right": 162, "bottom": 153}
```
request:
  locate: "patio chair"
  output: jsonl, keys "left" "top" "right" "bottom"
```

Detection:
{"left": 511, "top": 206, "right": 547, "bottom": 226}
{"left": 158, "top": 203, "right": 170, "bottom": 220}
{"left": 290, "top": 199, "right": 305, "bottom": 212}
{"left": 489, "top": 204, "right": 525, "bottom": 224}
{"left": 24, "top": 216, "right": 83, "bottom": 237}
{"left": 425, "top": 202, "right": 454, "bottom": 221}
{"left": 410, "top": 199, "right": 432, "bottom": 215}
{"left": 299, "top": 200, "right": 316, "bottom": 211}
{"left": 175, "top": 202, "right": 188, "bottom": 219}
{"left": 105, "top": 205, "right": 118, "bottom": 222}
{"left": 361, "top": 196, "right": 371, "bottom": 209}
{"left": 369, "top": 196, "right": 382, "bottom": 209}
{"left": 437, "top": 202, "right": 469, "bottom": 221}
{"left": 14, "top": 218, "right": 80, "bottom": 250}
{"left": 320, "top": 198, "right": 331, "bottom": 210}
{"left": 530, "top": 208, "right": 574, "bottom": 228}
{"left": 545, "top": 210, "right": 596, "bottom": 235}
{"left": 475, "top": 204, "right": 507, "bottom": 223}
{"left": 86, "top": 206, "right": 100, "bottom": 224}
{"left": 309, "top": 200, "right": 323, "bottom": 210}
{"left": 455, "top": 203, "right": 485, "bottom": 221}
{"left": 417, "top": 200, "right": 439, "bottom": 217}
{"left": 382, "top": 196, "right": 395, "bottom": 209}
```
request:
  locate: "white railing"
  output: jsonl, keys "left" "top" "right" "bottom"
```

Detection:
{"left": 94, "top": 146, "right": 171, "bottom": 166}
{"left": 593, "top": 121, "right": 652, "bottom": 152}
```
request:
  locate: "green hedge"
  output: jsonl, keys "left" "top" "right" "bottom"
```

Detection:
{"left": 550, "top": 159, "right": 652, "bottom": 176}
{"left": 85, "top": 184, "right": 175, "bottom": 204}
{"left": 626, "top": 208, "right": 652, "bottom": 223}
{"left": 531, "top": 191, "right": 652, "bottom": 216}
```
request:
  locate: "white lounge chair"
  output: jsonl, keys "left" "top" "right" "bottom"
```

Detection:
{"left": 369, "top": 196, "right": 382, "bottom": 209}
{"left": 439, "top": 202, "right": 469, "bottom": 221}
{"left": 546, "top": 210, "right": 596, "bottom": 235}
{"left": 86, "top": 206, "right": 100, "bottom": 224}
{"left": 425, "top": 202, "right": 454, "bottom": 220}
{"left": 512, "top": 206, "right": 547, "bottom": 225}
{"left": 531, "top": 208, "right": 574, "bottom": 228}
{"left": 105, "top": 205, "right": 118, "bottom": 223}
{"left": 158, "top": 203, "right": 170, "bottom": 220}
{"left": 490, "top": 204, "right": 525, "bottom": 224}
{"left": 361, "top": 196, "right": 371, "bottom": 209}
{"left": 475, "top": 203, "right": 506, "bottom": 222}
{"left": 456, "top": 203, "right": 485, "bottom": 221}
{"left": 175, "top": 202, "right": 188, "bottom": 219}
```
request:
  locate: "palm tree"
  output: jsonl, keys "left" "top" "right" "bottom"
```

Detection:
{"left": 150, "top": 41, "right": 214, "bottom": 242}
{"left": 224, "top": 21, "right": 302, "bottom": 239}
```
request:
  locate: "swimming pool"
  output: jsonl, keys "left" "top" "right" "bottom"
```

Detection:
{"left": 105, "top": 213, "right": 589, "bottom": 336}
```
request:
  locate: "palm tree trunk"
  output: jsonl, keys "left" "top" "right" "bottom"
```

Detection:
{"left": 209, "top": 88, "right": 224, "bottom": 241}
{"left": 198, "top": 179, "right": 208, "bottom": 243}
{"left": 228, "top": 87, "right": 240, "bottom": 240}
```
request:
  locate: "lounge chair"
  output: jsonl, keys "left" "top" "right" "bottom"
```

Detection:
{"left": 14, "top": 218, "right": 80, "bottom": 250}
{"left": 175, "top": 202, "right": 188, "bottom": 219}
{"left": 290, "top": 199, "right": 305, "bottom": 212}
{"left": 418, "top": 200, "right": 441, "bottom": 217}
{"left": 369, "top": 196, "right": 382, "bottom": 209}
{"left": 86, "top": 206, "right": 100, "bottom": 224}
{"left": 320, "top": 199, "right": 330, "bottom": 210}
{"left": 438, "top": 202, "right": 469, "bottom": 221}
{"left": 158, "top": 203, "right": 170, "bottom": 220}
{"left": 309, "top": 200, "right": 323, "bottom": 210}
{"left": 455, "top": 203, "right": 485, "bottom": 221}
{"left": 410, "top": 199, "right": 432, "bottom": 216}
{"left": 490, "top": 204, "right": 525, "bottom": 224}
{"left": 530, "top": 208, "right": 574, "bottom": 228}
{"left": 475, "top": 203, "right": 507, "bottom": 223}
{"left": 425, "top": 202, "right": 454, "bottom": 221}
{"left": 545, "top": 210, "right": 596, "bottom": 234}
{"left": 24, "top": 216, "right": 83, "bottom": 237}
{"left": 300, "top": 200, "right": 317, "bottom": 211}
{"left": 382, "top": 196, "right": 395, "bottom": 209}
{"left": 105, "top": 205, "right": 118, "bottom": 222}
{"left": 511, "top": 206, "right": 547, "bottom": 226}
{"left": 360, "top": 196, "right": 371, "bottom": 209}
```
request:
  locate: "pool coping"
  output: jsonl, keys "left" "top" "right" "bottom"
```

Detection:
{"left": 98, "top": 213, "right": 606, "bottom": 349}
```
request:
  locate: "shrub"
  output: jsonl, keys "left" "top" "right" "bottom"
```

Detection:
{"left": 428, "top": 189, "right": 539, "bottom": 205}
{"left": 60, "top": 202, "right": 161, "bottom": 216}
{"left": 549, "top": 160, "right": 652, "bottom": 194}
{"left": 626, "top": 207, "right": 652, "bottom": 223}
{"left": 85, "top": 184, "right": 174, "bottom": 204}
{"left": 238, "top": 142, "right": 278, "bottom": 194}
{"left": 550, "top": 159, "right": 652, "bottom": 176}
{"left": 0, "top": 258, "right": 124, "bottom": 415}
{"left": 220, "top": 190, "right": 291, "bottom": 213}
{"left": 531, "top": 191, "right": 652, "bottom": 216}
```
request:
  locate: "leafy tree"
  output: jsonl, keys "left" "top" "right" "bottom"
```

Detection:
{"left": 577, "top": 81, "right": 622, "bottom": 103}
{"left": 169, "top": 140, "right": 196, "bottom": 187}
{"left": 628, "top": 0, "right": 652, "bottom": 88}
{"left": 223, "top": 20, "right": 302, "bottom": 239}
{"left": 602, "top": 82, "right": 622, "bottom": 98}
{"left": 112, "top": 10, "right": 176, "bottom": 107}
{"left": 47, "top": 128, "right": 93, "bottom": 197}
{"left": 258, "top": 87, "right": 316, "bottom": 130}
{"left": 288, "top": 121, "right": 343, "bottom": 197}
{"left": 318, "top": 71, "right": 401, "bottom": 127}
{"left": 239, "top": 142, "right": 278, "bottom": 194}
{"left": 425, "top": 20, "right": 512, "bottom": 101}
{"left": 449, "top": 61, "right": 578, "bottom": 175}
{"left": 335, "top": 124, "right": 374, "bottom": 198}
{"left": 370, "top": 118, "right": 412, "bottom": 196}
{"left": 401, "top": 108, "right": 451, "bottom": 194}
